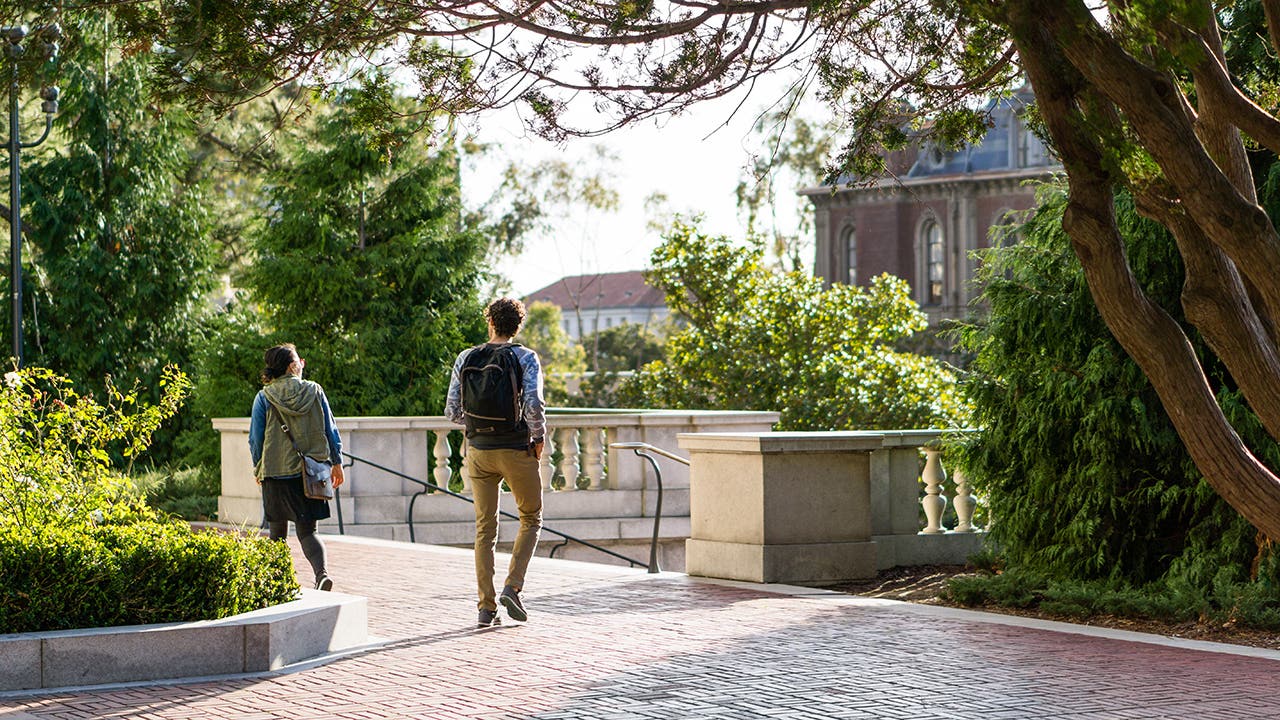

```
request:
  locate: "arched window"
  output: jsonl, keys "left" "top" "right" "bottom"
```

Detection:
{"left": 922, "top": 220, "right": 944, "bottom": 305}
{"left": 841, "top": 225, "right": 857, "bottom": 285}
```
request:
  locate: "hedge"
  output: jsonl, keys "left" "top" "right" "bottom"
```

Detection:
{"left": 0, "top": 521, "right": 299, "bottom": 633}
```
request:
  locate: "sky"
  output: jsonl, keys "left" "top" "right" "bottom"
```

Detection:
{"left": 456, "top": 76, "right": 816, "bottom": 297}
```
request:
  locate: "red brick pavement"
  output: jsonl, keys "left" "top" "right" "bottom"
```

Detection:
{"left": 4, "top": 534, "right": 1280, "bottom": 719}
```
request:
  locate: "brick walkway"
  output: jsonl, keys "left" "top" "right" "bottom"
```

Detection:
{"left": 4, "top": 534, "right": 1280, "bottom": 719}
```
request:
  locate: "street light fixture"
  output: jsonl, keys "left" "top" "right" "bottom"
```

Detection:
{"left": 3, "top": 22, "right": 60, "bottom": 367}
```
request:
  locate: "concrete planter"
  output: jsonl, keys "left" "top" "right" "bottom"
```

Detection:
{"left": 0, "top": 590, "right": 368, "bottom": 692}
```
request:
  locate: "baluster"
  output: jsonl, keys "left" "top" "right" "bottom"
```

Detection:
{"left": 920, "top": 449, "right": 947, "bottom": 534}
{"left": 951, "top": 467, "right": 975, "bottom": 533}
{"left": 432, "top": 430, "right": 452, "bottom": 491}
{"left": 538, "top": 431, "right": 555, "bottom": 491}
{"left": 557, "top": 426, "right": 581, "bottom": 492}
{"left": 581, "top": 427, "right": 604, "bottom": 490}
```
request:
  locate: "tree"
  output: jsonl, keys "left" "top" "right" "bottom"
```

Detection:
{"left": 32, "top": 0, "right": 1280, "bottom": 537}
{"left": 958, "top": 187, "right": 1267, "bottom": 586}
{"left": 581, "top": 322, "right": 667, "bottom": 374}
{"left": 518, "top": 301, "right": 585, "bottom": 405}
{"left": 622, "top": 220, "right": 968, "bottom": 430}
{"left": 193, "top": 85, "right": 488, "bottom": 422}
{"left": 736, "top": 94, "right": 841, "bottom": 272}
{"left": 16, "top": 12, "right": 218, "bottom": 463}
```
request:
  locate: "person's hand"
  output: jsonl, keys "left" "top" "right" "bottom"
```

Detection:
{"left": 331, "top": 462, "right": 345, "bottom": 489}
{"left": 530, "top": 439, "right": 544, "bottom": 460}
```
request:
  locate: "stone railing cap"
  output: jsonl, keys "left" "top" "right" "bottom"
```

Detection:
{"left": 675, "top": 429, "right": 971, "bottom": 454}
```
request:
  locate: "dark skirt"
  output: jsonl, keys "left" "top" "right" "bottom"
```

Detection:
{"left": 262, "top": 474, "right": 331, "bottom": 523}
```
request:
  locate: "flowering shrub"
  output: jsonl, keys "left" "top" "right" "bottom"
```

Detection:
{"left": 0, "top": 365, "right": 188, "bottom": 531}
{"left": 0, "top": 367, "right": 299, "bottom": 632}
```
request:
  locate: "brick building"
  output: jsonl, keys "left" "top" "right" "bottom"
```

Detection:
{"left": 801, "top": 87, "right": 1061, "bottom": 325}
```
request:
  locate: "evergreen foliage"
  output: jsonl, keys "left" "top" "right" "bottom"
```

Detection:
{"left": 17, "top": 13, "right": 219, "bottom": 463}
{"left": 956, "top": 186, "right": 1276, "bottom": 588}
{"left": 192, "top": 86, "right": 488, "bottom": 425}
{"left": 623, "top": 220, "right": 968, "bottom": 429}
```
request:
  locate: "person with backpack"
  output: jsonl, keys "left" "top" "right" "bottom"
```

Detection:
{"left": 249, "top": 343, "right": 346, "bottom": 591}
{"left": 445, "top": 297, "right": 547, "bottom": 628}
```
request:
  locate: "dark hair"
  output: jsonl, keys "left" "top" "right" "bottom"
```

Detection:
{"left": 485, "top": 297, "right": 527, "bottom": 338}
{"left": 260, "top": 343, "right": 297, "bottom": 385}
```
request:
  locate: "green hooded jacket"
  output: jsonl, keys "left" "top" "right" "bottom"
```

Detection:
{"left": 256, "top": 376, "right": 332, "bottom": 480}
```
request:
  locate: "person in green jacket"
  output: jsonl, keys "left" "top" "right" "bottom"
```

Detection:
{"left": 249, "top": 343, "right": 346, "bottom": 590}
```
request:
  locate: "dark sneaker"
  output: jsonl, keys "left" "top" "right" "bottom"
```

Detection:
{"left": 477, "top": 609, "right": 502, "bottom": 628}
{"left": 315, "top": 575, "right": 334, "bottom": 591}
{"left": 499, "top": 585, "right": 528, "bottom": 622}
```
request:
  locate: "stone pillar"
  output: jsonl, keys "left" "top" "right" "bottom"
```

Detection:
{"left": 679, "top": 432, "right": 882, "bottom": 584}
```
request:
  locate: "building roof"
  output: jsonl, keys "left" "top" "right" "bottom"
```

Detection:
{"left": 523, "top": 270, "right": 667, "bottom": 310}
{"left": 801, "top": 85, "right": 1060, "bottom": 195}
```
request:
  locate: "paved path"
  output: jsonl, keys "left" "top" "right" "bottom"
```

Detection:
{"left": 4, "top": 534, "right": 1280, "bottom": 719}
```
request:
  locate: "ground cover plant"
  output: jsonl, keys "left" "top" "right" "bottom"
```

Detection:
{"left": 0, "top": 366, "right": 297, "bottom": 633}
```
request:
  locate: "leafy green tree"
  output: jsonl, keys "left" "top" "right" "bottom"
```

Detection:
{"left": 623, "top": 220, "right": 967, "bottom": 430}
{"left": 581, "top": 322, "right": 667, "bottom": 373}
{"left": 957, "top": 187, "right": 1268, "bottom": 587}
{"left": 87, "top": 0, "right": 1280, "bottom": 539}
{"left": 736, "top": 96, "right": 840, "bottom": 271}
{"left": 19, "top": 13, "right": 218, "bottom": 406}
{"left": 518, "top": 301, "right": 585, "bottom": 405}
{"left": 193, "top": 85, "right": 488, "bottom": 423}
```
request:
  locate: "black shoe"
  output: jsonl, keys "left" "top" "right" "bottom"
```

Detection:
{"left": 477, "top": 609, "right": 502, "bottom": 628}
{"left": 499, "top": 585, "right": 528, "bottom": 622}
{"left": 316, "top": 575, "right": 334, "bottom": 591}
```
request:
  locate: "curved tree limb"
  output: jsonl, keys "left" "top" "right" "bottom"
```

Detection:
{"left": 1007, "top": 0, "right": 1280, "bottom": 540}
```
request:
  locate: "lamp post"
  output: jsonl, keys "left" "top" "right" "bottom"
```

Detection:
{"left": 3, "top": 23, "right": 60, "bottom": 367}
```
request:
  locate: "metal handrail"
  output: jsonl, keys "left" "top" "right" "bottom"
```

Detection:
{"left": 340, "top": 450, "right": 654, "bottom": 570}
{"left": 609, "top": 442, "right": 688, "bottom": 574}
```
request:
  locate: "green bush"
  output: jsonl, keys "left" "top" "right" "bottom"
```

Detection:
{"left": 132, "top": 465, "right": 220, "bottom": 521}
{"left": 955, "top": 188, "right": 1267, "bottom": 586}
{"left": 623, "top": 220, "right": 969, "bottom": 429}
{"left": 0, "top": 365, "right": 298, "bottom": 633}
{"left": 0, "top": 522, "right": 298, "bottom": 633}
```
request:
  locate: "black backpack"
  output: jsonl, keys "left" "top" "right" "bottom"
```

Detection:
{"left": 459, "top": 343, "right": 528, "bottom": 446}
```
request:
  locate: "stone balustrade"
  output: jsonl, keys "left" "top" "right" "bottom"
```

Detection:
{"left": 215, "top": 410, "right": 781, "bottom": 569}
{"left": 217, "top": 417, "right": 982, "bottom": 580}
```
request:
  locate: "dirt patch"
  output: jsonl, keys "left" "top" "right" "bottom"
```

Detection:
{"left": 824, "top": 565, "right": 1280, "bottom": 652}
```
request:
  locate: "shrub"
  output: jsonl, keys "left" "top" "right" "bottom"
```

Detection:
{"left": 0, "top": 366, "right": 298, "bottom": 633}
{"left": 132, "top": 465, "right": 220, "bottom": 521}
{"left": 943, "top": 569, "right": 1280, "bottom": 631}
{"left": 0, "top": 522, "right": 298, "bottom": 633}
{"left": 0, "top": 365, "right": 190, "bottom": 531}
{"left": 954, "top": 188, "right": 1265, "bottom": 586}
{"left": 623, "top": 220, "right": 969, "bottom": 429}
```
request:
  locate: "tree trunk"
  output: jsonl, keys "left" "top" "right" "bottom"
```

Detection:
{"left": 1007, "top": 0, "right": 1280, "bottom": 540}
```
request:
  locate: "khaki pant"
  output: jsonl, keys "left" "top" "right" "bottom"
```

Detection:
{"left": 466, "top": 447, "right": 543, "bottom": 611}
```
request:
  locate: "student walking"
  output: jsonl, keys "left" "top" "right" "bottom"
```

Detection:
{"left": 445, "top": 298, "right": 547, "bottom": 627}
{"left": 249, "top": 343, "right": 346, "bottom": 591}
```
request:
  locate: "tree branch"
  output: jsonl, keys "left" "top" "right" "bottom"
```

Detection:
{"left": 0, "top": 203, "right": 33, "bottom": 238}
{"left": 1042, "top": 1, "right": 1280, "bottom": 330}
{"left": 1262, "top": 0, "right": 1280, "bottom": 58}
